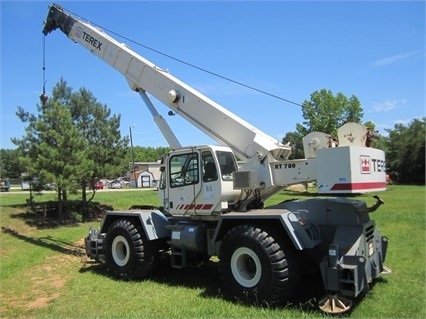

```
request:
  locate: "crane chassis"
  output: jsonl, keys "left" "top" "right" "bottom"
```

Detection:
{"left": 43, "top": 3, "right": 391, "bottom": 313}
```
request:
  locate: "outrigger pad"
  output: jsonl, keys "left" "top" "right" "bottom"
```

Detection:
{"left": 381, "top": 265, "right": 392, "bottom": 275}
{"left": 318, "top": 294, "right": 352, "bottom": 314}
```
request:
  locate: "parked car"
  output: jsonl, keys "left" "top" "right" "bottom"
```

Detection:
{"left": 0, "top": 179, "right": 10, "bottom": 192}
{"left": 116, "top": 178, "right": 130, "bottom": 187}
{"left": 99, "top": 179, "right": 110, "bottom": 186}
{"left": 43, "top": 183, "right": 57, "bottom": 190}
{"left": 91, "top": 181, "right": 104, "bottom": 190}
{"left": 109, "top": 179, "right": 122, "bottom": 189}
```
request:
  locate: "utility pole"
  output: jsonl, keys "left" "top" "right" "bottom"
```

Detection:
{"left": 129, "top": 125, "right": 137, "bottom": 188}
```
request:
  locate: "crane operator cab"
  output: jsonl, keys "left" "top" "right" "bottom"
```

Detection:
{"left": 158, "top": 145, "right": 241, "bottom": 217}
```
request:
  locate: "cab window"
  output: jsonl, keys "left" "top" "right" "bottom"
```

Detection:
{"left": 169, "top": 152, "right": 199, "bottom": 188}
{"left": 216, "top": 151, "right": 237, "bottom": 181}
{"left": 202, "top": 151, "right": 218, "bottom": 182}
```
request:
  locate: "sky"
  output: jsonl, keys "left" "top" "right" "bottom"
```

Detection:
{"left": 1, "top": 0, "right": 424, "bottom": 150}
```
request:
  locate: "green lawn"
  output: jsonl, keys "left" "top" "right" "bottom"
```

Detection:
{"left": 0, "top": 185, "right": 425, "bottom": 318}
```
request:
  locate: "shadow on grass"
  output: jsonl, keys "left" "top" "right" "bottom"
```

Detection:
{"left": 1, "top": 203, "right": 29, "bottom": 209}
{"left": 80, "top": 253, "right": 327, "bottom": 314}
{"left": 1, "top": 226, "right": 84, "bottom": 257}
{"left": 80, "top": 253, "right": 389, "bottom": 316}
{"left": 9, "top": 211, "right": 82, "bottom": 229}
{"left": 6, "top": 200, "right": 110, "bottom": 230}
{"left": 3, "top": 222, "right": 386, "bottom": 315}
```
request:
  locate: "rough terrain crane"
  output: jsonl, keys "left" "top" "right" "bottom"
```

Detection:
{"left": 43, "top": 3, "right": 390, "bottom": 314}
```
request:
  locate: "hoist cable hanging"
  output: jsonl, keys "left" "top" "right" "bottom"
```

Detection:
{"left": 40, "top": 34, "right": 48, "bottom": 106}
{"left": 66, "top": 8, "right": 303, "bottom": 108}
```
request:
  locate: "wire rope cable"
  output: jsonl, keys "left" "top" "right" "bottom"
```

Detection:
{"left": 65, "top": 7, "right": 303, "bottom": 107}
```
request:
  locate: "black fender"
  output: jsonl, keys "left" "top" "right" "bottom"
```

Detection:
{"left": 212, "top": 209, "right": 321, "bottom": 253}
{"left": 100, "top": 209, "right": 170, "bottom": 241}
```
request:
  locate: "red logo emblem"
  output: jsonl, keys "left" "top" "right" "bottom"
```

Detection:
{"left": 360, "top": 155, "right": 370, "bottom": 174}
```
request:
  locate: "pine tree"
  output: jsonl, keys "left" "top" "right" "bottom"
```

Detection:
{"left": 13, "top": 78, "right": 129, "bottom": 220}
{"left": 14, "top": 83, "right": 86, "bottom": 218}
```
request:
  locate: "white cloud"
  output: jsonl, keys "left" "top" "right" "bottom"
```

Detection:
{"left": 370, "top": 99, "right": 406, "bottom": 112}
{"left": 372, "top": 51, "right": 422, "bottom": 68}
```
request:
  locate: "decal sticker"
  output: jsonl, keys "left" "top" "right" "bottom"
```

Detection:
{"left": 75, "top": 26, "right": 83, "bottom": 38}
{"left": 360, "top": 155, "right": 371, "bottom": 174}
{"left": 203, "top": 185, "right": 215, "bottom": 200}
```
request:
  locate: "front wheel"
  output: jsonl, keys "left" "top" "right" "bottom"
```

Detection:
{"left": 219, "top": 224, "right": 299, "bottom": 305}
{"left": 104, "top": 218, "right": 155, "bottom": 279}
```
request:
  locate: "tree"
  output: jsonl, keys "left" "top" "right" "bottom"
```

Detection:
{"left": 384, "top": 118, "right": 425, "bottom": 184}
{"left": 281, "top": 131, "right": 305, "bottom": 160}
{"left": 13, "top": 78, "right": 129, "bottom": 219}
{"left": 298, "top": 89, "right": 363, "bottom": 136}
{"left": 283, "top": 89, "right": 364, "bottom": 159}
{"left": 69, "top": 85, "right": 129, "bottom": 211}
{"left": 13, "top": 84, "right": 87, "bottom": 218}
{"left": 129, "top": 146, "right": 170, "bottom": 163}
{"left": 0, "top": 149, "right": 22, "bottom": 179}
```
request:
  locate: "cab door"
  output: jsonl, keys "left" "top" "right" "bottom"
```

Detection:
{"left": 165, "top": 149, "right": 203, "bottom": 216}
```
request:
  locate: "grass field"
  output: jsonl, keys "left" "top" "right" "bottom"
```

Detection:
{"left": 0, "top": 185, "right": 425, "bottom": 318}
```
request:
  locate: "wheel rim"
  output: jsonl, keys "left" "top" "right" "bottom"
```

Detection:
{"left": 230, "top": 247, "right": 261, "bottom": 288}
{"left": 111, "top": 235, "right": 130, "bottom": 266}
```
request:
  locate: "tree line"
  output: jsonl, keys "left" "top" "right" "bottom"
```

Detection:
{"left": 282, "top": 89, "right": 424, "bottom": 185}
{"left": 0, "top": 145, "right": 169, "bottom": 181}
{"left": 0, "top": 81, "right": 424, "bottom": 217}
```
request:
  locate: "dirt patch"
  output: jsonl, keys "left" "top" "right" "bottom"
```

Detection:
{"left": 1, "top": 237, "right": 86, "bottom": 314}
{"left": 26, "top": 295, "right": 60, "bottom": 310}
{"left": 286, "top": 183, "right": 309, "bottom": 192}
{"left": 28, "top": 238, "right": 86, "bottom": 309}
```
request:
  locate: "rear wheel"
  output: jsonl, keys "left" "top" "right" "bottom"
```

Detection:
{"left": 219, "top": 224, "right": 299, "bottom": 305}
{"left": 105, "top": 218, "right": 155, "bottom": 279}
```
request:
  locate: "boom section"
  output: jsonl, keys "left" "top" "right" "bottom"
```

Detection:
{"left": 42, "top": 4, "right": 291, "bottom": 161}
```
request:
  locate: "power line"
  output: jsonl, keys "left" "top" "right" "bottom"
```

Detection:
{"left": 68, "top": 8, "right": 303, "bottom": 107}
{"left": 107, "top": 29, "right": 303, "bottom": 107}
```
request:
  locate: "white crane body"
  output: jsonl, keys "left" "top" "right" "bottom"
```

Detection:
{"left": 43, "top": 4, "right": 390, "bottom": 314}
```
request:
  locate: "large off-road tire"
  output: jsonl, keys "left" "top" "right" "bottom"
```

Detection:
{"left": 105, "top": 218, "right": 155, "bottom": 279}
{"left": 219, "top": 224, "right": 300, "bottom": 305}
